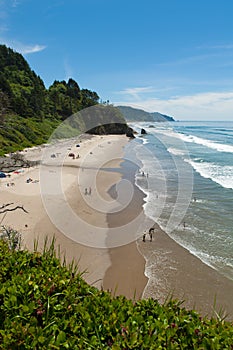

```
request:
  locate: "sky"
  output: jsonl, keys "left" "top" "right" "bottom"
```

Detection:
{"left": 1, "top": 0, "right": 233, "bottom": 120}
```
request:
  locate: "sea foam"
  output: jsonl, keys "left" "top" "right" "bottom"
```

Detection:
{"left": 153, "top": 128, "right": 233, "bottom": 153}
{"left": 185, "top": 159, "right": 233, "bottom": 189}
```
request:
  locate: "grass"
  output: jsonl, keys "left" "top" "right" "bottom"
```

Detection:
{"left": 0, "top": 115, "right": 60, "bottom": 156}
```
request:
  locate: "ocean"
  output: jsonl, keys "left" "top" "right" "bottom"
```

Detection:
{"left": 125, "top": 121, "right": 233, "bottom": 282}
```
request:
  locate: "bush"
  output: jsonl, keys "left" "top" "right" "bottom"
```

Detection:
{"left": 0, "top": 238, "right": 232, "bottom": 349}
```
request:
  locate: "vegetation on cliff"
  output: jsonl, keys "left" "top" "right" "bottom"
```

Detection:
{"left": 117, "top": 106, "right": 175, "bottom": 122}
{"left": 0, "top": 236, "right": 232, "bottom": 349}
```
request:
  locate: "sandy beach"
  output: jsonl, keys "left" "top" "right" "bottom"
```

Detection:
{"left": 1, "top": 134, "right": 233, "bottom": 321}
{"left": 0, "top": 134, "right": 130, "bottom": 289}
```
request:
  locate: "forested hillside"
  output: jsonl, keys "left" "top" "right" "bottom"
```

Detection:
{"left": 0, "top": 45, "right": 128, "bottom": 155}
{"left": 117, "top": 106, "right": 174, "bottom": 122}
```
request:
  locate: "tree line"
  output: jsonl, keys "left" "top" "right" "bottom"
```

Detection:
{"left": 0, "top": 45, "right": 131, "bottom": 155}
{"left": 0, "top": 44, "right": 99, "bottom": 124}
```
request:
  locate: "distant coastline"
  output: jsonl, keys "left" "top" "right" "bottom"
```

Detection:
{"left": 117, "top": 105, "right": 175, "bottom": 122}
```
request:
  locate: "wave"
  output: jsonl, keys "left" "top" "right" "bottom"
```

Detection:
{"left": 185, "top": 135, "right": 233, "bottom": 153}
{"left": 153, "top": 128, "right": 233, "bottom": 153}
{"left": 185, "top": 159, "right": 233, "bottom": 189}
{"left": 167, "top": 147, "right": 187, "bottom": 157}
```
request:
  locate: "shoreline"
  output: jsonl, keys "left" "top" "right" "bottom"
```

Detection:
{"left": 103, "top": 159, "right": 149, "bottom": 299}
{"left": 138, "top": 222, "right": 233, "bottom": 320}
{"left": 104, "top": 140, "right": 233, "bottom": 320}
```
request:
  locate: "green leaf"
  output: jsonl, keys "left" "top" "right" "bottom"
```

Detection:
{"left": 56, "top": 331, "right": 66, "bottom": 344}
{"left": 38, "top": 335, "right": 45, "bottom": 344}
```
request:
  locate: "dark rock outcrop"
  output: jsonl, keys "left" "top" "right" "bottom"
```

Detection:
{"left": 141, "top": 128, "right": 147, "bottom": 134}
{"left": 126, "top": 127, "right": 135, "bottom": 138}
{"left": 0, "top": 154, "right": 39, "bottom": 173}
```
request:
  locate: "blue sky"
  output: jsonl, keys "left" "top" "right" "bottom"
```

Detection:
{"left": 1, "top": 0, "right": 233, "bottom": 120}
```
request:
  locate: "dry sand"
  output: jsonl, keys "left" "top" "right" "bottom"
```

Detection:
{"left": 0, "top": 134, "right": 129, "bottom": 289}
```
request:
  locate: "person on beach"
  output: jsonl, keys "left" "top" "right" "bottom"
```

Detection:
{"left": 88, "top": 187, "right": 92, "bottom": 195}
{"left": 149, "top": 227, "right": 154, "bottom": 242}
{"left": 149, "top": 232, "right": 152, "bottom": 241}
{"left": 84, "top": 188, "right": 88, "bottom": 195}
{"left": 142, "top": 233, "right": 146, "bottom": 242}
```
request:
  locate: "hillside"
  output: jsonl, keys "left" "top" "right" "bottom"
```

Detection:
{"left": 0, "top": 236, "right": 232, "bottom": 349}
{"left": 117, "top": 106, "right": 175, "bottom": 122}
{"left": 0, "top": 45, "right": 129, "bottom": 156}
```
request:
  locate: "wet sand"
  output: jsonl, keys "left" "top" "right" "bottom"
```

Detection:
{"left": 138, "top": 223, "right": 233, "bottom": 320}
{"left": 103, "top": 174, "right": 149, "bottom": 299}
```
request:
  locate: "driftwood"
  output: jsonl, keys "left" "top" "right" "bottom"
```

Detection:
{"left": 0, "top": 203, "right": 28, "bottom": 214}
{"left": 0, "top": 203, "right": 14, "bottom": 210}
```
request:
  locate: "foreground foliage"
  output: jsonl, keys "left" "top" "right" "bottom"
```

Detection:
{"left": 0, "top": 239, "right": 232, "bottom": 349}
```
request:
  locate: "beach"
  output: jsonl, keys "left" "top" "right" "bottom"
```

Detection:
{"left": 0, "top": 134, "right": 130, "bottom": 290}
{"left": 0, "top": 133, "right": 233, "bottom": 320}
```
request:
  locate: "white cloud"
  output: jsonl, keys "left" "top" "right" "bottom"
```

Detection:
{"left": 11, "top": 0, "right": 21, "bottom": 7}
{"left": 121, "top": 86, "right": 155, "bottom": 94}
{"left": 0, "top": 1, "right": 46, "bottom": 54}
{"left": 0, "top": 38, "right": 46, "bottom": 54}
{"left": 0, "top": 23, "right": 8, "bottom": 33}
{"left": 0, "top": 0, "right": 22, "bottom": 13}
{"left": 0, "top": 1, "right": 8, "bottom": 20}
{"left": 157, "top": 53, "right": 222, "bottom": 68}
{"left": 64, "top": 59, "right": 74, "bottom": 81}
{"left": 19, "top": 43, "right": 47, "bottom": 54}
{"left": 115, "top": 91, "right": 233, "bottom": 121}
{"left": 198, "top": 44, "right": 233, "bottom": 50}
{"left": 117, "top": 86, "right": 157, "bottom": 100}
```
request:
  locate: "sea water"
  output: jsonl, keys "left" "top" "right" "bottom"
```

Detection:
{"left": 125, "top": 121, "right": 233, "bottom": 281}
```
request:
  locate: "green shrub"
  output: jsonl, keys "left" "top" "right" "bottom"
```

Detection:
{"left": 0, "top": 238, "right": 232, "bottom": 349}
{"left": 0, "top": 115, "right": 59, "bottom": 155}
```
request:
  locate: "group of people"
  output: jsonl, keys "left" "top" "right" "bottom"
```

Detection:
{"left": 84, "top": 187, "right": 92, "bottom": 195}
{"left": 142, "top": 227, "right": 154, "bottom": 242}
{"left": 6, "top": 182, "right": 15, "bottom": 187}
{"left": 139, "top": 170, "right": 149, "bottom": 178}
{"left": 26, "top": 178, "right": 39, "bottom": 184}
